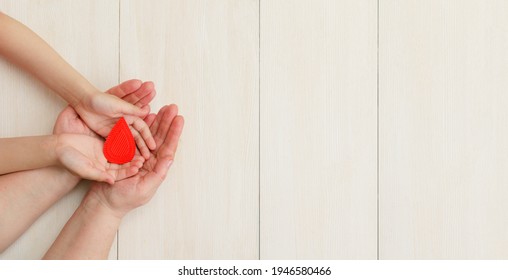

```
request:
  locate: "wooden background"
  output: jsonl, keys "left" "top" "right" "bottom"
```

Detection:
{"left": 1, "top": 0, "right": 507, "bottom": 259}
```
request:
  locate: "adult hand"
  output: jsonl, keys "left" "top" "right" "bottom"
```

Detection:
{"left": 73, "top": 84, "right": 157, "bottom": 159}
{"left": 89, "top": 105, "right": 184, "bottom": 217}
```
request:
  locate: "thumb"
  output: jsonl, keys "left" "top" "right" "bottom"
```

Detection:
{"left": 119, "top": 100, "right": 149, "bottom": 117}
{"left": 79, "top": 164, "right": 115, "bottom": 184}
{"left": 101, "top": 172, "right": 116, "bottom": 185}
{"left": 89, "top": 169, "right": 115, "bottom": 185}
{"left": 90, "top": 93, "right": 148, "bottom": 117}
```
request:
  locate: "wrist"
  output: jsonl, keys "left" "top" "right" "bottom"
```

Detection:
{"left": 86, "top": 188, "right": 128, "bottom": 220}
{"left": 57, "top": 167, "right": 81, "bottom": 185}
{"left": 66, "top": 82, "right": 100, "bottom": 108}
{"left": 52, "top": 133, "right": 68, "bottom": 167}
{"left": 42, "top": 134, "right": 60, "bottom": 166}
{"left": 83, "top": 190, "right": 125, "bottom": 224}
{"left": 50, "top": 136, "right": 80, "bottom": 182}
{"left": 40, "top": 166, "right": 82, "bottom": 197}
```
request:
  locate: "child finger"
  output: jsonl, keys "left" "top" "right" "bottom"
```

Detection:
{"left": 129, "top": 127, "right": 151, "bottom": 159}
{"left": 135, "top": 88, "right": 156, "bottom": 107}
{"left": 123, "top": 81, "right": 154, "bottom": 105}
{"left": 127, "top": 116, "right": 156, "bottom": 150}
{"left": 107, "top": 79, "right": 142, "bottom": 98}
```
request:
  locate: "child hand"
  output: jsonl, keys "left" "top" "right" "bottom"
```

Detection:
{"left": 55, "top": 134, "right": 145, "bottom": 184}
{"left": 74, "top": 90, "right": 157, "bottom": 159}
{"left": 54, "top": 80, "right": 156, "bottom": 137}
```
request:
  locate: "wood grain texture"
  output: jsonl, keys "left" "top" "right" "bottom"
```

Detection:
{"left": 0, "top": 0, "right": 118, "bottom": 259}
{"left": 380, "top": 0, "right": 508, "bottom": 259}
{"left": 118, "top": 0, "right": 259, "bottom": 259}
{"left": 260, "top": 0, "right": 377, "bottom": 259}
{"left": 6, "top": 0, "right": 508, "bottom": 261}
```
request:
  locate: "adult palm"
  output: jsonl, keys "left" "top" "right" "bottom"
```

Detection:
{"left": 89, "top": 105, "right": 184, "bottom": 217}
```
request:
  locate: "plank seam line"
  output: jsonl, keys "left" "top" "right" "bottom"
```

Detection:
{"left": 117, "top": 0, "right": 121, "bottom": 261}
{"left": 258, "top": 0, "right": 261, "bottom": 261}
{"left": 376, "top": 0, "right": 380, "bottom": 261}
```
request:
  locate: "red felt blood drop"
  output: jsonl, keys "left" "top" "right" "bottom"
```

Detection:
{"left": 103, "top": 117, "right": 135, "bottom": 164}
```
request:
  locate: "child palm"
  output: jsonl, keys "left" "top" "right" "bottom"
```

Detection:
{"left": 55, "top": 134, "right": 143, "bottom": 184}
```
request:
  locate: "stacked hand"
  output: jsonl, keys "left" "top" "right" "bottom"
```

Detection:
{"left": 53, "top": 80, "right": 153, "bottom": 183}
{"left": 73, "top": 88, "right": 157, "bottom": 159}
{"left": 0, "top": 12, "right": 184, "bottom": 259}
{"left": 54, "top": 133, "right": 144, "bottom": 184}
{"left": 53, "top": 80, "right": 183, "bottom": 212}
{"left": 90, "top": 105, "right": 184, "bottom": 217}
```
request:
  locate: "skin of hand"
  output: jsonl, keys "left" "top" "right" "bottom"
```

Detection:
{"left": 54, "top": 80, "right": 156, "bottom": 137}
{"left": 0, "top": 80, "right": 156, "bottom": 253}
{"left": 52, "top": 80, "right": 156, "bottom": 183}
{"left": 53, "top": 80, "right": 157, "bottom": 184}
{"left": 55, "top": 133, "right": 144, "bottom": 185}
{"left": 0, "top": 132, "right": 143, "bottom": 184}
{"left": 90, "top": 105, "right": 184, "bottom": 217}
{"left": 44, "top": 105, "right": 184, "bottom": 259}
{"left": 0, "top": 12, "right": 156, "bottom": 159}
{"left": 74, "top": 92, "right": 157, "bottom": 159}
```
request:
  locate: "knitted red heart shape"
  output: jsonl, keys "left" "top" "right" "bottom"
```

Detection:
{"left": 103, "top": 117, "right": 135, "bottom": 164}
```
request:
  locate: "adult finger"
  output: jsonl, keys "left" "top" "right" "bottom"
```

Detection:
{"left": 144, "top": 113, "right": 157, "bottom": 127}
{"left": 149, "top": 106, "right": 168, "bottom": 138}
{"left": 135, "top": 88, "right": 156, "bottom": 107}
{"left": 137, "top": 115, "right": 183, "bottom": 195}
{"left": 137, "top": 117, "right": 182, "bottom": 196}
{"left": 154, "top": 104, "right": 178, "bottom": 146}
{"left": 159, "top": 116, "right": 184, "bottom": 159}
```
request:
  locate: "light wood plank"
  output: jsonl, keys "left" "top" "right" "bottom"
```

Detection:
{"left": 380, "top": 0, "right": 508, "bottom": 259}
{"left": 0, "top": 0, "right": 118, "bottom": 259}
{"left": 260, "top": 0, "right": 377, "bottom": 259}
{"left": 118, "top": 0, "right": 259, "bottom": 259}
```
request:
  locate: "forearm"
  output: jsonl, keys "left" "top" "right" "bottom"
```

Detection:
{"left": 43, "top": 190, "right": 122, "bottom": 259}
{"left": 0, "top": 135, "right": 58, "bottom": 175}
{"left": 0, "top": 12, "right": 98, "bottom": 106}
{"left": 0, "top": 167, "right": 80, "bottom": 252}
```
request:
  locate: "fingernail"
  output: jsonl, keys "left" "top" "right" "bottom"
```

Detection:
{"left": 166, "top": 160, "right": 173, "bottom": 169}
